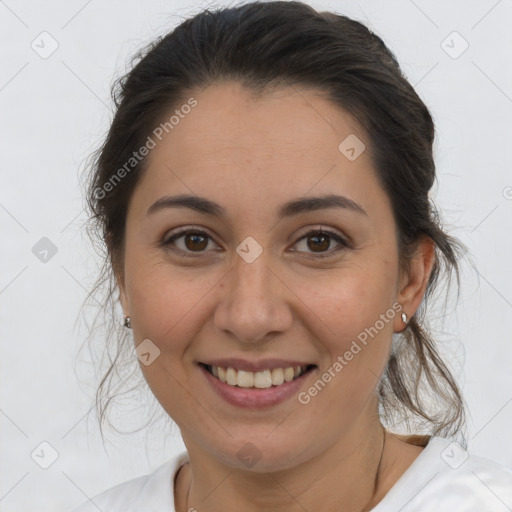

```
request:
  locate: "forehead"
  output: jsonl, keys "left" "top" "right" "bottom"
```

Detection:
{"left": 152, "top": 81, "right": 366, "bottom": 166}
{"left": 132, "top": 81, "right": 387, "bottom": 219}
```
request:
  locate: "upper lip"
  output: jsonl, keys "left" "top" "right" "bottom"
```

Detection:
{"left": 200, "top": 358, "right": 315, "bottom": 372}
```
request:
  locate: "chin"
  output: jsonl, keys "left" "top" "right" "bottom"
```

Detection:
{"left": 206, "top": 432, "right": 315, "bottom": 474}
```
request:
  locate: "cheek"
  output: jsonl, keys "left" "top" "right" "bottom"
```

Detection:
{"left": 292, "top": 251, "right": 398, "bottom": 345}
{"left": 127, "top": 260, "right": 215, "bottom": 349}
{"left": 124, "top": 258, "right": 215, "bottom": 421}
{"left": 123, "top": 240, "right": 192, "bottom": 338}
{"left": 290, "top": 251, "right": 398, "bottom": 407}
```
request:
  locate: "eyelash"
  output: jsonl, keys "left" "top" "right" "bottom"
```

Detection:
{"left": 161, "top": 227, "right": 350, "bottom": 259}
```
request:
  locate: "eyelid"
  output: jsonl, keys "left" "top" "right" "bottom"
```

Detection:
{"left": 290, "top": 228, "right": 351, "bottom": 258}
{"left": 161, "top": 226, "right": 221, "bottom": 257}
{"left": 294, "top": 225, "right": 349, "bottom": 244}
{"left": 162, "top": 225, "right": 216, "bottom": 242}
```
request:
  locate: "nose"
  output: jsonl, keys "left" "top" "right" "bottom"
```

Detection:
{"left": 213, "top": 252, "right": 293, "bottom": 344}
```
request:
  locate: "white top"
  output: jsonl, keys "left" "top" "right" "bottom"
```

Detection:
{"left": 72, "top": 436, "right": 512, "bottom": 511}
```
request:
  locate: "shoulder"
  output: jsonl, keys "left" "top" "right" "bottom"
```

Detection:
{"left": 71, "top": 451, "right": 189, "bottom": 512}
{"left": 433, "top": 446, "right": 512, "bottom": 501}
{"left": 376, "top": 436, "right": 512, "bottom": 512}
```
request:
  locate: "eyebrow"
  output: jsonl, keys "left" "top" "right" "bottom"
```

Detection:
{"left": 147, "top": 193, "right": 367, "bottom": 218}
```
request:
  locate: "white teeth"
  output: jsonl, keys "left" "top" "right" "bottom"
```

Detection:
{"left": 237, "top": 370, "right": 254, "bottom": 388}
{"left": 254, "top": 370, "right": 272, "bottom": 389}
{"left": 207, "top": 365, "right": 309, "bottom": 388}
{"left": 226, "top": 367, "right": 237, "bottom": 386}
{"left": 271, "top": 368, "right": 284, "bottom": 386}
{"left": 284, "top": 367, "right": 295, "bottom": 382}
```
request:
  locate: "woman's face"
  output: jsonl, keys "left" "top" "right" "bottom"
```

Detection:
{"left": 119, "top": 81, "right": 416, "bottom": 471}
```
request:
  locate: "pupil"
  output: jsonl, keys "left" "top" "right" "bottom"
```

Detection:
{"left": 186, "top": 233, "right": 208, "bottom": 251}
{"left": 308, "top": 234, "right": 329, "bottom": 252}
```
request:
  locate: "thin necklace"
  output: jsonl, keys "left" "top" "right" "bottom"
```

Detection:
{"left": 184, "top": 428, "right": 386, "bottom": 512}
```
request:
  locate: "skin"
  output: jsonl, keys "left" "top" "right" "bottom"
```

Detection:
{"left": 117, "top": 81, "right": 435, "bottom": 511}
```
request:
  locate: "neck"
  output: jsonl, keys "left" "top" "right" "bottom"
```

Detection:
{"left": 176, "top": 413, "right": 388, "bottom": 512}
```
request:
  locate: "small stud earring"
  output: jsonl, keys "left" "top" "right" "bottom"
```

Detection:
{"left": 401, "top": 312, "right": 408, "bottom": 325}
{"left": 123, "top": 316, "right": 132, "bottom": 329}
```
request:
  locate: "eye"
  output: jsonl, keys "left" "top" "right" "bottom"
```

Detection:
{"left": 291, "top": 229, "right": 349, "bottom": 257}
{"left": 161, "top": 227, "right": 350, "bottom": 258}
{"left": 161, "top": 228, "right": 219, "bottom": 257}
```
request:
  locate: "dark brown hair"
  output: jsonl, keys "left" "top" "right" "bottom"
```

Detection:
{"left": 84, "top": 0, "right": 466, "bottom": 442}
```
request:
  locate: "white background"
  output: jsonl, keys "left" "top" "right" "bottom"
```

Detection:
{"left": 1, "top": 0, "right": 511, "bottom": 510}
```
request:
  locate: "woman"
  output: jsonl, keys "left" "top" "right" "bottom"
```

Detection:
{"left": 73, "top": 1, "right": 512, "bottom": 511}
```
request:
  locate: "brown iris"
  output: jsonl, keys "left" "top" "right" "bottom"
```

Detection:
{"left": 184, "top": 232, "right": 209, "bottom": 251}
{"left": 307, "top": 233, "right": 330, "bottom": 252}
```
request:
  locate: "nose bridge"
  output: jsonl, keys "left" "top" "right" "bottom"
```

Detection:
{"left": 214, "top": 249, "right": 291, "bottom": 343}
{"left": 232, "top": 251, "right": 272, "bottom": 302}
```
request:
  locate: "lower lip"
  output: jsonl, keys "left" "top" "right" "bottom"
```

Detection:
{"left": 199, "top": 365, "right": 315, "bottom": 409}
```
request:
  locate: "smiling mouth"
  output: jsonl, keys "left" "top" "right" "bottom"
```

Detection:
{"left": 199, "top": 363, "right": 316, "bottom": 389}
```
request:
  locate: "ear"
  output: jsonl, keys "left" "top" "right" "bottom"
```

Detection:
{"left": 114, "top": 265, "right": 130, "bottom": 318}
{"left": 394, "top": 235, "right": 436, "bottom": 333}
{"left": 119, "top": 283, "right": 129, "bottom": 318}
